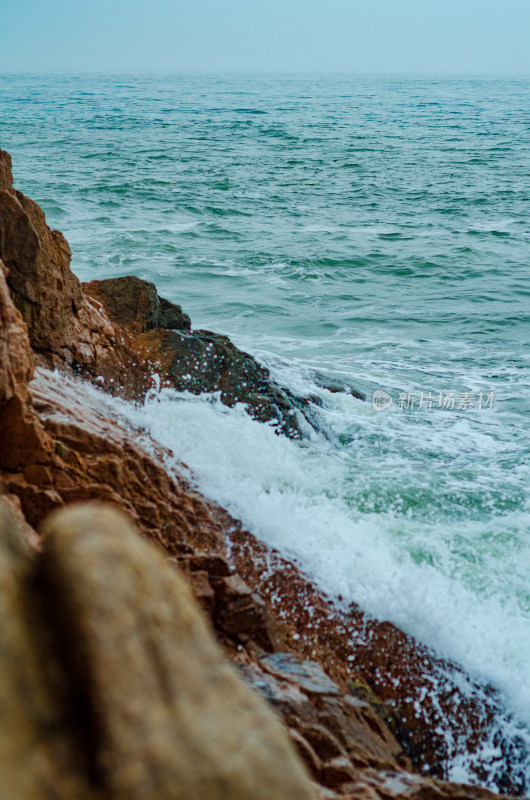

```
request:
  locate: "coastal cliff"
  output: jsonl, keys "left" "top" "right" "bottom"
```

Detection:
{"left": 0, "top": 148, "right": 523, "bottom": 799}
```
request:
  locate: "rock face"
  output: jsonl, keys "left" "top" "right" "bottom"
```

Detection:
{"left": 89, "top": 275, "right": 191, "bottom": 333}
{"left": 0, "top": 150, "right": 150, "bottom": 399}
{"left": 85, "top": 275, "right": 318, "bottom": 437}
{"left": 1, "top": 365, "right": 231, "bottom": 542}
{"left": 0, "top": 259, "right": 50, "bottom": 470}
{"left": 0, "top": 149, "right": 83, "bottom": 355}
{"left": 0, "top": 501, "right": 316, "bottom": 800}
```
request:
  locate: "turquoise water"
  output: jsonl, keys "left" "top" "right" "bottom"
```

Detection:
{"left": 2, "top": 73, "right": 530, "bottom": 790}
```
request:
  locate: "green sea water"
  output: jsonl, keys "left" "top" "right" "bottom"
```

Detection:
{"left": 2, "top": 73, "right": 530, "bottom": 790}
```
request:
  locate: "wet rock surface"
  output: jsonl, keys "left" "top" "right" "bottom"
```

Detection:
{"left": 87, "top": 275, "right": 191, "bottom": 333}
{"left": 85, "top": 275, "right": 320, "bottom": 437}
{"left": 311, "top": 370, "right": 367, "bottom": 401}
{"left": 162, "top": 326, "right": 315, "bottom": 436}
{"left": 259, "top": 653, "right": 341, "bottom": 695}
{"left": 228, "top": 531, "right": 528, "bottom": 795}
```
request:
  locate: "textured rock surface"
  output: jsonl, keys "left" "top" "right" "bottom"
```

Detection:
{"left": 41, "top": 503, "right": 316, "bottom": 800}
{"left": 0, "top": 148, "right": 13, "bottom": 191}
{"left": 2, "top": 366, "right": 232, "bottom": 545}
{"left": 85, "top": 275, "right": 319, "bottom": 438}
{"left": 0, "top": 504, "right": 91, "bottom": 800}
{"left": 0, "top": 149, "right": 150, "bottom": 399}
{"left": 0, "top": 501, "right": 316, "bottom": 800}
{"left": 227, "top": 531, "right": 525, "bottom": 794}
{"left": 162, "top": 326, "right": 315, "bottom": 436}
{"left": 0, "top": 259, "right": 50, "bottom": 469}
{"left": 86, "top": 275, "right": 191, "bottom": 333}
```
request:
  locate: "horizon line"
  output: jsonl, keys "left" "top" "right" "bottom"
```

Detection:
{"left": 2, "top": 69, "right": 530, "bottom": 78}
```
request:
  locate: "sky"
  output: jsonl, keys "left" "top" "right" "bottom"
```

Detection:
{"left": 2, "top": 0, "right": 530, "bottom": 75}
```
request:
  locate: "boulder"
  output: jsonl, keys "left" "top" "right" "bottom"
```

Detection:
{"left": 0, "top": 500, "right": 317, "bottom": 800}
{"left": 86, "top": 275, "right": 191, "bottom": 333}
{"left": 0, "top": 503, "right": 94, "bottom": 800}
{"left": 162, "top": 327, "right": 313, "bottom": 437}
{"left": 86, "top": 275, "right": 319, "bottom": 438}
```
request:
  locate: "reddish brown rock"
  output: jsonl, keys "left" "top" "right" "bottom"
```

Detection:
{"left": 300, "top": 724, "right": 346, "bottom": 760}
{"left": 187, "top": 569, "right": 216, "bottom": 614}
{"left": 0, "top": 150, "right": 151, "bottom": 400}
{"left": 0, "top": 259, "right": 50, "bottom": 470}
{"left": 321, "top": 755, "right": 357, "bottom": 787}
{"left": 213, "top": 573, "right": 280, "bottom": 652}
{"left": 3, "top": 367, "right": 230, "bottom": 551}
{"left": 0, "top": 148, "right": 82, "bottom": 355}
{"left": 85, "top": 275, "right": 191, "bottom": 333}
{"left": 0, "top": 493, "right": 40, "bottom": 551}
{"left": 0, "top": 148, "right": 13, "bottom": 191}
{"left": 179, "top": 552, "right": 232, "bottom": 577}
{"left": 289, "top": 728, "right": 323, "bottom": 780}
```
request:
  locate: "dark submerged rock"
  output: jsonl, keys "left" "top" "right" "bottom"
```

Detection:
{"left": 311, "top": 370, "right": 366, "bottom": 401}
{"left": 162, "top": 327, "right": 313, "bottom": 437}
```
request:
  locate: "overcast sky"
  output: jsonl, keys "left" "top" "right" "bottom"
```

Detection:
{"left": 2, "top": 0, "right": 530, "bottom": 75}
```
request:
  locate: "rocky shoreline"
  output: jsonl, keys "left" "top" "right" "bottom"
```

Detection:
{"left": 0, "top": 148, "right": 524, "bottom": 799}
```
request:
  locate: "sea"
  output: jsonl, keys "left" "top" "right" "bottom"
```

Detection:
{"left": 1, "top": 73, "right": 530, "bottom": 791}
